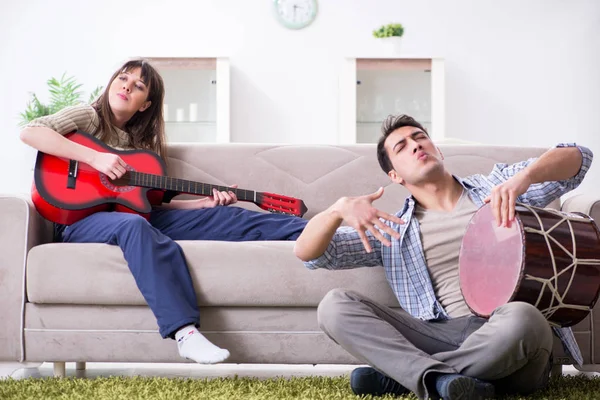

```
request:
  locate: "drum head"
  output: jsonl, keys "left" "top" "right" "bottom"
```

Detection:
{"left": 459, "top": 203, "right": 525, "bottom": 317}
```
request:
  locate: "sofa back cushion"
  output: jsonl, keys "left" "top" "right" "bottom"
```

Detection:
{"left": 166, "top": 143, "right": 557, "bottom": 218}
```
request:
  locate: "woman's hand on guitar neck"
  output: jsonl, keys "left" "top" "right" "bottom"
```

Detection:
{"left": 161, "top": 186, "right": 239, "bottom": 210}
{"left": 89, "top": 151, "right": 128, "bottom": 180}
{"left": 196, "top": 185, "right": 239, "bottom": 209}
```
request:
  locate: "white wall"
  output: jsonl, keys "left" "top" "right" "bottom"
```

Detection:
{"left": 1, "top": 0, "right": 599, "bottom": 195}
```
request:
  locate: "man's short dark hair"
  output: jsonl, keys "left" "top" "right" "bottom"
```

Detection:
{"left": 376, "top": 114, "right": 428, "bottom": 174}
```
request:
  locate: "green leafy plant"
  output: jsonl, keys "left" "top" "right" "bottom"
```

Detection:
{"left": 373, "top": 23, "right": 404, "bottom": 38}
{"left": 19, "top": 73, "right": 103, "bottom": 126}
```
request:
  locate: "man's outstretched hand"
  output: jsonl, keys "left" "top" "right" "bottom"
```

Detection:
{"left": 335, "top": 187, "right": 405, "bottom": 253}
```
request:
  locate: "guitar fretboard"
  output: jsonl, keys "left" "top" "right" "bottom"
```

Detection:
{"left": 128, "top": 171, "right": 258, "bottom": 202}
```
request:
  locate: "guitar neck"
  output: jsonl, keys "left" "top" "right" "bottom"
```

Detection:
{"left": 128, "top": 171, "right": 261, "bottom": 203}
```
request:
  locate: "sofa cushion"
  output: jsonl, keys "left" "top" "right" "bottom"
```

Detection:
{"left": 26, "top": 241, "right": 401, "bottom": 307}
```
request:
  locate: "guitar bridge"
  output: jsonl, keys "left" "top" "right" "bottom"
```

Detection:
{"left": 67, "top": 160, "right": 79, "bottom": 189}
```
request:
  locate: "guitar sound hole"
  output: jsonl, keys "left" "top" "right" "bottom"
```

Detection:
{"left": 99, "top": 166, "right": 136, "bottom": 193}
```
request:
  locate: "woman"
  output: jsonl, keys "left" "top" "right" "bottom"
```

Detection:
{"left": 20, "top": 58, "right": 307, "bottom": 364}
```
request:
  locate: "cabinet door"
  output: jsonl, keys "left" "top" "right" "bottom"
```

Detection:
{"left": 148, "top": 57, "right": 230, "bottom": 143}
{"left": 340, "top": 57, "right": 445, "bottom": 144}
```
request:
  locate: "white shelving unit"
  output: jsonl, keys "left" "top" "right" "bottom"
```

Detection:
{"left": 339, "top": 57, "right": 445, "bottom": 144}
{"left": 147, "top": 57, "right": 230, "bottom": 143}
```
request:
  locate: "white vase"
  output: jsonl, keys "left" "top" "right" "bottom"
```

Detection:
{"left": 189, "top": 103, "right": 198, "bottom": 122}
{"left": 379, "top": 36, "right": 402, "bottom": 56}
{"left": 176, "top": 108, "right": 185, "bottom": 122}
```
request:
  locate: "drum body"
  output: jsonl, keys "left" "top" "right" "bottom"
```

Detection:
{"left": 459, "top": 203, "right": 600, "bottom": 327}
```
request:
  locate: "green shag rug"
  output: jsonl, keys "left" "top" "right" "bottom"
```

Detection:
{"left": 0, "top": 375, "right": 599, "bottom": 400}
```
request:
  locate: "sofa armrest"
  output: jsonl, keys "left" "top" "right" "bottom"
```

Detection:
{"left": 561, "top": 193, "right": 600, "bottom": 223}
{"left": 0, "top": 195, "right": 53, "bottom": 361}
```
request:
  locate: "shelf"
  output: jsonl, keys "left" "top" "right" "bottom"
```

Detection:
{"left": 147, "top": 57, "right": 217, "bottom": 70}
{"left": 165, "top": 121, "right": 216, "bottom": 125}
{"left": 165, "top": 123, "right": 217, "bottom": 143}
{"left": 357, "top": 58, "right": 432, "bottom": 71}
{"left": 357, "top": 121, "right": 432, "bottom": 124}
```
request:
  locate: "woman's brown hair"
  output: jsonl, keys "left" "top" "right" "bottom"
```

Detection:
{"left": 92, "top": 59, "right": 167, "bottom": 161}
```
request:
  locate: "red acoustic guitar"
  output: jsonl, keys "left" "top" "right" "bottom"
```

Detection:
{"left": 32, "top": 131, "right": 308, "bottom": 225}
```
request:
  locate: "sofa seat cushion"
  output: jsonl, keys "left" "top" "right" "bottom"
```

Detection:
{"left": 26, "top": 241, "right": 400, "bottom": 307}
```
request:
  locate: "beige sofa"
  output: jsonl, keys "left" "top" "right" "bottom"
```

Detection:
{"left": 1, "top": 143, "right": 599, "bottom": 378}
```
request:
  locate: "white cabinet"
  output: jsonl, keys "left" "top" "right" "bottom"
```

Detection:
{"left": 339, "top": 57, "right": 445, "bottom": 144}
{"left": 148, "top": 57, "right": 230, "bottom": 143}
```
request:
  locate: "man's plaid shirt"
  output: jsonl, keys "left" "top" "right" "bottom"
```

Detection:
{"left": 305, "top": 143, "right": 593, "bottom": 365}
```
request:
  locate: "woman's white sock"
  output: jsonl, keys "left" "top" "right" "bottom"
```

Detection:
{"left": 175, "top": 325, "right": 230, "bottom": 364}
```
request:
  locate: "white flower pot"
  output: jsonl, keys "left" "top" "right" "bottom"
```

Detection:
{"left": 379, "top": 36, "right": 402, "bottom": 56}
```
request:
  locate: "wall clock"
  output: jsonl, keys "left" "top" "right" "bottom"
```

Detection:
{"left": 273, "top": 0, "right": 318, "bottom": 30}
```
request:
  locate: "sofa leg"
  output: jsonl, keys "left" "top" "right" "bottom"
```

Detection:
{"left": 53, "top": 362, "right": 66, "bottom": 378}
{"left": 0, "top": 362, "right": 42, "bottom": 379}
{"left": 551, "top": 364, "right": 563, "bottom": 378}
{"left": 75, "top": 362, "right": 86, "bottom": 378}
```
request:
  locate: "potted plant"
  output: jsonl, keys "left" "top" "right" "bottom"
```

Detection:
{"left": 372, "top": 23, "right": 404, "bottom": 55}
{"left": 19, "top": 73, "right": 102, "bottom": 126}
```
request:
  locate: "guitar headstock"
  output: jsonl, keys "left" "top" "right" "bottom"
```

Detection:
{"left": 258, "top": 192, "right": 308, "bottom": 218}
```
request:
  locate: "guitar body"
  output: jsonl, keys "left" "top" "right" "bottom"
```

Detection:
{"left": 32, "top": 131, "right": 167, "bottom": 225}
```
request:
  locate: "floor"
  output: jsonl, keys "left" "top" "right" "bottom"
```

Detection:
{"left": 8, "top": 363, "right": 600, "bottom": 380}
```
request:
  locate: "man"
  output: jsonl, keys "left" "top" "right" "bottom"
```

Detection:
{"left": 294, "top": 114, "right": 592, "bottom": 400}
